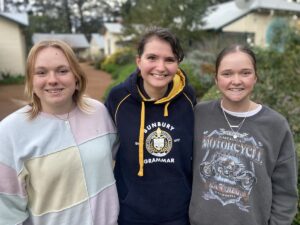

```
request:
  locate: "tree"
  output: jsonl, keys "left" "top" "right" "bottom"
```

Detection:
{"left": 120, "top": 0, "right": 211, "bottom": 50}
{"left": 4, "top": 0, "right": 121, "bottom": 36}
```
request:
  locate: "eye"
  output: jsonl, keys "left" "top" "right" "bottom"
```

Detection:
{"left": 57, "top": 67, "right": 69, "bottom": 75}
{"left": 220, "top": 71, "right": 232, "bottom": 77}
{"left": 165, "top": 57, "right": 177, "bottom": 63}
{"left": 241, "top": 70, "right": 253, "bottom": 76}
{"left": 34, "top": 70, "right": 47, "bottom": 76}
{"left": 147, "top": 55, "right": 156, "bottom": 61}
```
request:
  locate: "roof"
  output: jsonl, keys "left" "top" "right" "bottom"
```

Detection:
{"left": 0, "top": 12, "right": 28, "bottom": 26}
{"left": 202, "top": 0, "right": 300, "bottom": 30}
{"left": 104, "top": 22, "right": 123, "bottom": 34}
{"left": 90, "top": 33, "right": 105, "bottom": 48}
{"left": 32, "top": 33, "right": 89, "bottom": 49}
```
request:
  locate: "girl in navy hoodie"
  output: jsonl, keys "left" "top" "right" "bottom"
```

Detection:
{"left": 105, "top": 27, "right": 196, "bottom": 225}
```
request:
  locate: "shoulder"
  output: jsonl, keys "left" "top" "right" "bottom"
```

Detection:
{"left": 183, "top": 84, "right": 197, "bottom": 106}
{"left": 260, "top": 105, "right": 290, "bottom": 128}
{"left": 194, "top": 100, "right": 218, "bottom": 113}
{"left": 107, "top": 82, "right": 129, "bottom": 100}
{"left": 82, "top": 97, "right": 111, "bottom": 118}
{"left": 0, "top": 105, "right": 31, "bottom": 130}
{"left": 84, "top": 97, "right": 106, "bottom": 110}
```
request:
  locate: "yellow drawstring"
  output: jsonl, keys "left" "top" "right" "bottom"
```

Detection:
{"left": 164, "top": 102, "right": 170, "bottom": 117}
{"left": 138, "top": 101, "right": 145, "bottom": 176}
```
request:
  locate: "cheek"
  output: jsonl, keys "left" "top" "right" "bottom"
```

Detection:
{"left": 167, "top": 64, "right": 178, "bottom": 75}
{"left": 32, "top": 78, "right": 44, "bottom": 91}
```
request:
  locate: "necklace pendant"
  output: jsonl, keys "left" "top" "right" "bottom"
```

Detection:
{"left": 233, "top": 134, "right": 237, "bottom": 139}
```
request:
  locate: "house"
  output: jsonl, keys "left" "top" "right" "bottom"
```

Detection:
{"left": 89, "top": 33, "right": 105, "bottom": 60}
{"left": 0, "top": 12, "right": 28, "bottom": 77}
{"left": 202, "top": 0, "right": 300, "bottom": 47}
{"left": 103, "top": 22, "right": 124, "bottom": 56}
{"left": 32, "top": 33, "right": 90, "bottom": 60}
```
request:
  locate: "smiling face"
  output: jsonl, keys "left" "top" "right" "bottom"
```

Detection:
{"left": 215, "top": 51, "right": 257, "bottom": 111}
{"left": 32, "top": 47, "right": 77, "bottom": 114}
{"left": 136, "top": 36, "right": 179, "bottom": 99}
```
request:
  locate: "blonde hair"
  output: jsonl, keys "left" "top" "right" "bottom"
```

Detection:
{"left": 25, "top": 40, "right": 89, "bottom": 119}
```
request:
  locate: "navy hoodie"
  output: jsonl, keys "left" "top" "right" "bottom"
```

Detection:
{"left": 105, "top": 68, "right": 196, "bottom": 224}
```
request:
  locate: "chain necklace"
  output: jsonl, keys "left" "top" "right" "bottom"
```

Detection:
{"left": 52, "top": 111, "right": 70, "bottom": 122}
{"left": 221, "top": 101, "right": 250, "bottom": 139}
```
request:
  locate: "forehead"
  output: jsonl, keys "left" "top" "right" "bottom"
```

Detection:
{"left": 35, "top": 47, "right": 69, "bottom": 65}
{"left": 143, "top": 36, "right": 172, "bottom": 52}
{"left": 219, "top": 51, "right": 254, "bottom": 68}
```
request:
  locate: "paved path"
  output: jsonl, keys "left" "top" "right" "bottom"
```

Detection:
{"left": 0, "top": 62, "right": 112, "bottom": 120}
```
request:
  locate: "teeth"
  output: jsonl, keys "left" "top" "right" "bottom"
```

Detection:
{"left": 46, "top": 89, "right": 63, "bottom": 93}
{"left": 152, "top": 73, "right": 167, "bottom": 77}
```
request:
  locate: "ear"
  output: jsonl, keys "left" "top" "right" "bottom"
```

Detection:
{"left": 136, "top": 56, "right": 141, "bottom": 69}
{"left": 214, "top": 76, "right": 218, "bottom": 86}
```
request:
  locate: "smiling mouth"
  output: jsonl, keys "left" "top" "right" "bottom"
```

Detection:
{"left": 151, "top": 73, "right": 168, "bottom": 78}
{"left": 229, "top": 88, "right": 244, "bottom": 92}
{"left": 46, "top": 88, "right": 63, "bottom": 93}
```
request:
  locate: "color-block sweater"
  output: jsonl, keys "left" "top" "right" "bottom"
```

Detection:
{"left": 0, "top": 98, "right": 119, "bottom": 225}
{"left": 105, "top": 68, "right": 196, "bottom": 224}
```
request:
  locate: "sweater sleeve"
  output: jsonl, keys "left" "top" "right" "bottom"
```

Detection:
{"left": 0, "top": 123, "right": 28, "bottom": 225}
{"left": 269, "top": 128, "right": 298, "bottom": 225}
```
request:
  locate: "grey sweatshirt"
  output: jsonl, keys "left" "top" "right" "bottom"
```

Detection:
{"left": 189, "top": 100, "right": 298, "bottom": 225}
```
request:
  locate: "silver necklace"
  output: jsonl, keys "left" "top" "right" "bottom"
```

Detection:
{"left": 52, "top": 111, "right": 70, "bottom": 122}
{"left": 221, "top": 101, "right": 250, "bottom": 139}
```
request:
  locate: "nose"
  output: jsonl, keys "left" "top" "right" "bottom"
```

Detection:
{"left": 156, "top": 60, "right": 166, "bottom": 72}
{"left": 47, "top": 71, "right": 58, "bottom": 85}
{"left": 232, "top": 74, "right": 241, "bottom": 84}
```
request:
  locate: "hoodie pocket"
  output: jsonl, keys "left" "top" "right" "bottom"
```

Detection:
{"left": 120, "top": 177, "right": 191, "bottom": 221}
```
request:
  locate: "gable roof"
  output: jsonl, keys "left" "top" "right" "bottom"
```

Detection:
{"left": 203, "top": 0, "right": 300, "bottom": 30}
{"left": 32, "top": 33, "right": 89, "bottom": 49}
{"left": 0, "top": 12, "right": 28, "bottom": 26}
{"left": 90, "top": 33, "right": 105, "bottom": 48}
{"left": 104, "top": 22, "right": 123, "bottom": 34}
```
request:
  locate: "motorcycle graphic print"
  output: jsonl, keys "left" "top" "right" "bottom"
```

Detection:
{"left": 199, "top": 128, "right": 263, "bottom": 212}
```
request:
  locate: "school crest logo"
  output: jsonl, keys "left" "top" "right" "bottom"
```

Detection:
{"left": 146, "top": 127, "right": 172, "bottom": 157}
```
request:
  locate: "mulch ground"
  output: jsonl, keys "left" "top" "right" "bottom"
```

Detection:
{"left": 0, "top": 62, "right": 112, "bottom": 120}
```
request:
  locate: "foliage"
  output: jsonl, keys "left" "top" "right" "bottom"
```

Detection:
{"left": 24, "top": 15, "right": 71, "bottom": 51}
{"left": 120, "top": 0, "right": 210, "bottom": 50}
{"left": 103, "top": 63, "right": 137, "bottom": 99}
{"left": 101, "top": 48, "right": 135, "bottom": 79}
{"left": 7, "top": 0, "right": 121, "bottom": 43}
{"left": 253, "top": 28, "right": 300, "bottom": 143}
{"left": 0, "top": 71, "right": 24, "bottom": 85}
{"left": 180, "top": 63, "right": 214, "bottom": 99}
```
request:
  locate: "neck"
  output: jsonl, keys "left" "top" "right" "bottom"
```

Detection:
{"left": 143, "top": 83, "right": 168, "bottom": 100}
{"left": 221, "top": 99, "right": 253, "bottom": 112}
{"left": 42, "top": 102, "right": 75, "bottom": 115}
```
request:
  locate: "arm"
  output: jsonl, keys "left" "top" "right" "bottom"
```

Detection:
{"left": 0, "top": 141, "right": 28, "bottom": 225}
{"left": 269, "top": 129, "right": 298, "bottom": 225}
{"left": 0, "top": 122, "right": 28, "bottom": 225}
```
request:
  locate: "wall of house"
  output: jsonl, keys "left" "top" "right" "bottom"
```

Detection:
{"left": 223, "top": 11, "right": 300, "bottom": 47}
{"left": 0, "top": 17, "right": 26, "bottom": 77}
{"left": 90, "top": 38, "right": 104, "bottom": 60}
{"left": 104, "top": 32, "right": 121, "bottom": 56}
{"left": 223, "top": 12, "right": 273, "bottom": 47}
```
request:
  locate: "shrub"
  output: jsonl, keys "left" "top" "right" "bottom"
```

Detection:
{"left": 0, "top": 71, "right": 24, "bottom": 85}
{"left": 103, "top": 63, "right": 136, "bottom": 100}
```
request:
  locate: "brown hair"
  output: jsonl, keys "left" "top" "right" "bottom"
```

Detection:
{"left": 137, "top": 27, "right": 184, "bottom": 62}
{"left": 25, "top": 40, "right": 89, "bottom": 119}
